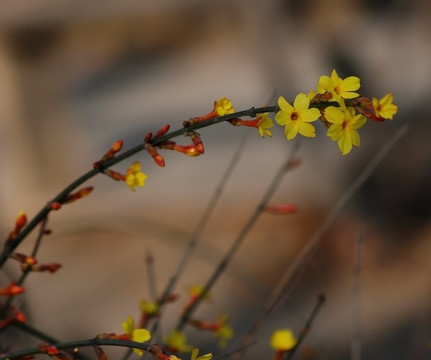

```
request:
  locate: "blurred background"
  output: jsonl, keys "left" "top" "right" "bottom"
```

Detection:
{"left": 1, "top": 0, "right": 431, "bottom": 359}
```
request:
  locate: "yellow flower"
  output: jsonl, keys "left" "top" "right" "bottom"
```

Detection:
{"left": 125, "top": 161, "right": 148, "bottom": 191}
{"left": 270, "top": 329, "right": 297, "bottom": 351}
{"left": 122, "top": 316, "right": 151, "bottom": 356}
{"left": 325, "top": 106, "right": 367, "bottom": 155}
{"left": 318, "top": 69, "right": 360, "bottom": 101}
{"left": 164, "top": 330, "right": 193, "bottom": 353}
{"left": 191, "top": 348, "right": 212, "bottom": 360}
{"left": 372, "top": 93, "right": 398, "bottom": 120}
{"left": 275, "top": 93, "right": 321, "bottom": 140}
{"left": 214, "top": 314, "right": 234, "bottom": 348}
{"left": 214, "top": 97, "right": 235, "bottom": 116}
{"left": 257, "top": 113, "right": 274, "bottom": 138}
{"left": 188, "top": 285, "right": 210, "bottom": 300}
{"left": 139, "top": 299, "right": 159, "bottom": 315}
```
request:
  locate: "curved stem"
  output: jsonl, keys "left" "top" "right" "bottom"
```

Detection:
{"left": 0, "top": 106, "right": 277, "bottom": 269}
{"left": 0, "top": 336, "right": 152, "bottom": 360}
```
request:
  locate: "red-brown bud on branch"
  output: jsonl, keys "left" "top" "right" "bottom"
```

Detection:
{"left": 33, "top": 263, "right": 62, "bottom": 273}
{"left": 7, "top": 211, "right": 27, "bottom": 245}
{"left": 49, "top": 202, "right": 62, "bottom": 211}
{"left": 155, "top": 124, "right": 170, "bottom": 138}
{"left": 145, "top": 143, "right": 165, "bottom": 167}
{"left": 286, "top": 157, "right": 301, "bottom": 170}
{"left": 93, "top": 345, "right": 108, "bottom": 360}
{"left": 144, "top": 132, "right": 153, "bottom": 143}
{"left": 10, "top": 252, "right": 37, "bottom": 265}
{"left": 264, "top": 204, "right": 297, "bottom": 215}
{"left": 103, "top": 169, "right": 125, "bottom": 181}
{"left": 93, "top": 139, "right": 124, "bottom": 168}
{"left": 63, "top": 186, "right": 94, "bottom": 204}
{"left": 351, "top": 97, "right": 386, "bottom": 122}
{"left": 0, "top": 281, "right": 25, "bottom": 296}
{"left": 189, "top": 132, "right": 205, "bottom": 154}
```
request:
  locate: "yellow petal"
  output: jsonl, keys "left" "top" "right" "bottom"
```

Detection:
{"left": 341, "top": 76, "right": 360, "bottom": 92}
{"left": 275, "top": 111, "right": 289, "bottom": 126}
{"left": 352, "top": 114, "right": 367, "bottom": 129}
{"left": 277, "top": 96, "right": 294, "bottom": 113}
{"left": 330, "top": 69, "right": 341, "bottom": 83}
{"left": 293, "top": 93, "right": 310, "bottom": 111}
{"left": 301, "top": 108, "right": 320, "bottom": 122}
{"left": 318, "top": 75, "right": 332, "bottom": 92}
{"left": 298, "top": 122, "right": 316, "bottom": 138}
{"left": 351, "top": 130, "right": 360, "bottom": 148}
{"left": 122, "top": 316, "right": 134, "bottom": 335}
{"left": 327, "top": 124, "right": 342, "bottom": 141}
{"left": 338, "top": 133, "right": 352, "bottom": 155}
{"left": 285, "top": 122, "right": 298, "bottom": 140}
{"left": 133, "top": 328, "right": 151, "bottom": 343}
{"left": 324, "top": 106, "right": 344, "bottom": 124}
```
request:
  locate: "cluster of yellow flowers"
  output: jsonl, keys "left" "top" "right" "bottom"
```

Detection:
{"left": 120, "top": 313, "right": 297, "bottom": 359}
{"left": 98, "top": 69, "right": 397, "bottom": 192}
{"left": 275, "top": 69, "right": 397, "bottom": 155}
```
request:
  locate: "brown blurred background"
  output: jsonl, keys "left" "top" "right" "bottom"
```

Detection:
{"left": 1, "top": 0, "right": 431, "bottom": 359}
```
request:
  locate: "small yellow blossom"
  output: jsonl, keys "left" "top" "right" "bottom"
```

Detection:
{"left": 122, "top": 316, "right": 151, "bottom": 356}
{"left": 257, "top": 113, "right": 274, "bottom": 138}
{"left": 188, "top": 285, "right": 210, "bottom": 300}
{"left": 191, "top": 348, "right": 213, "bottom": 360}
{"left": 214, "top": 314, "right": 234, "bottom": 348}
{"left": 318, "top": 69, "right": 360, "bottom": 101}
{"left": 140, "top": 299, "right": 159, "bottom": 315}
{"left": 214, "top": 97, "right": 235, "bottom": 116}
{"left": 270, "top": 329, "right": 297, "bottom": 351}
{"left": 325, "top": 106, "right": 367, "bottom": 155}
{"left": 275, "top": 93, "right": 321, "bottom": 140}
{"left": 125, "top": 161, "right": 148, "bottom": 191}
{"left": 164, "top": 330, "right": 193, "bottom": 353}
{"left": 372, "top": 93, "right": 398, "bottom": 120}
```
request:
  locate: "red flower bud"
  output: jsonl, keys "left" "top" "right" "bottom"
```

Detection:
{"left": 49, "top": 202, "right": 62, "bottom": 211}
{"left": 103, "top": 169, "right": 125, "bottom": 181}
{"left": 0, "top": 282, "right": 25, "bottom": 296}
{"left": 63, "top": 186, "right": 94, "bottom": 204}
{"left": 145, "top": 143, "right": 165, "bottom": 167}
{"left": 264, "top": 204, "right": 297, "bottom": 215}
{"left": 155, "top": 124, "right": 170, "bottom": 137}
{"left": 93, "top": 140, "right": 124, "bottom": 168}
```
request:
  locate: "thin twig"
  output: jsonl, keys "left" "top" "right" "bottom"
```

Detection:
{"left": 10, "top": 322, "right": 92, "bottom": 360}
{"left": 0, "top": 106, "right": 277, "bottom": 269}
{"left": 285, "top": 294, "right": 326, "bottom": 360}
{"left": 237, "top": 125, "right": 409, "bottom": 359}
{"left": 176, "top": 142, "right": 300, "bottom": 331}
{"left": 0, "top": 335, "right": 152, "bottom": 360}
{"left": 2, "top": 217, "right": 50, "bottom": 313}
{"left": 146, "top": 249, "right": 157, "bottom": 302}
{"left": 351, "top": 222, "right": 364, "bottom": 360}
{"left": 158, "top": 133, "right": 249, "bottom": 306}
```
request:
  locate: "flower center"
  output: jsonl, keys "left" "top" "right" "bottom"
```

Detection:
{"left": 341, "top": 120, "right": 348, "bottom": 130}
{"left": 291, "top": 112, "right": 299, "bottom": 121}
